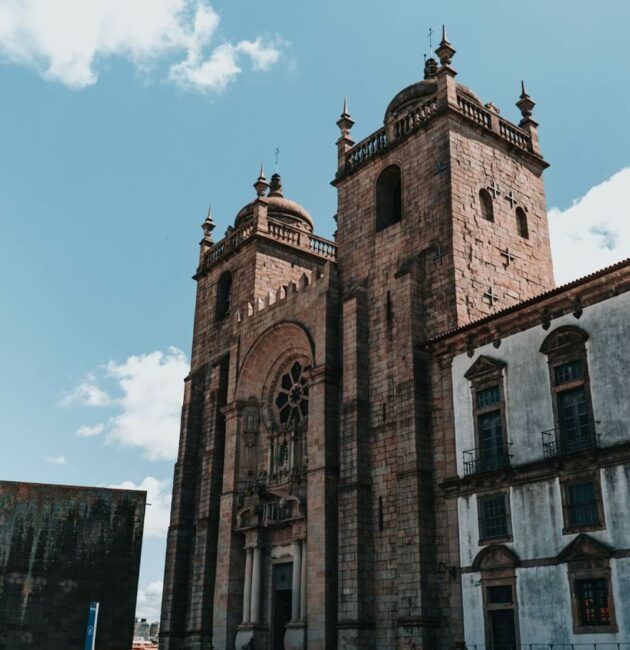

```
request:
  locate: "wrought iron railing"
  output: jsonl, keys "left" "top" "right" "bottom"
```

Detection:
{"left": 541, "top": 422, "right": 600, "bottom": 458}
{"left": 263, "top": 501, "right": 293, "bottom": 524}
{"left": 463, "top": 445, "right": 512, "bottom": 476}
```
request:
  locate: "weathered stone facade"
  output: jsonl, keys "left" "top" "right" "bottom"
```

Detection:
{"left": 160, "top": 30, "right": 629, "bottom": 650}
{"left": 0, "top": 481, "right": 145, "bottom": 650}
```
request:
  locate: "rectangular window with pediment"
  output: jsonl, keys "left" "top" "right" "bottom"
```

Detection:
{"left": 576, "top": 578, "right": 610, "bottom": 626}
{"left": 569, "top": 569, "right": 618, "bottom": 634}
{"left": 482, "top": 579, "right": 520, "bottom": 650}
{"left": 464, "top": 356, "right": 510, "bottom": 476}
{"left": 540, "top": 327, "right": 597, "bottom": 457}
{"left": 564, "top": 536, "right": 618, "bottom": 634}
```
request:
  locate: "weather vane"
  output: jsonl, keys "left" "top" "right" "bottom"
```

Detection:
{"left": 427, "top": 27, "right": 434, "bottom": 53}
{"left": 275, "top": 147, "right": 280, "bottom": 173}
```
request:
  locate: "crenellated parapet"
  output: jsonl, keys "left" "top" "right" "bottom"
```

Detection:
{"left": 235, "top": 262, "right": 334, "bottom": 326}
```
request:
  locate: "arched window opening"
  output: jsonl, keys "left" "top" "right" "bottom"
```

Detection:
{"left": 215, "top": 271, "right": 232, "bottom": 321}
{"left": 376, "top": 165, "right": 402, "bottom": 231}
{"left": 516, "top": 207, "right": 529, "bottom": 239}
{"left": 479, "top": 189, "right": 494, "bottom": 222}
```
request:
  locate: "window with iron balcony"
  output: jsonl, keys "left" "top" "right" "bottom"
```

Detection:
{"left": 540, "top": 326, "right": 599, "bottom": 459}
{"left": 463, "top": 356, "right": 511, "bottom": 476}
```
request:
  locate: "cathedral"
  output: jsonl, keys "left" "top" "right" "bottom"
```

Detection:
{"left": 159, "top": 29, "right": 630, "bottom": 650}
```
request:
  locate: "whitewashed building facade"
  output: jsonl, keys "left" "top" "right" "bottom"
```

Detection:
{"left": 431, "top": 260, "right": 630, "bottom": 649}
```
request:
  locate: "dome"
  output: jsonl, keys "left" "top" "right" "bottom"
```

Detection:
{"left": 235, "top": 173, "right": 314, "bottom": 233}
{"left": 384, "top": 80, "right": 481, "bottom": 123}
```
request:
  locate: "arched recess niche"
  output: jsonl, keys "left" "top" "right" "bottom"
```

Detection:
{"left": 236, "top": 321, "right": 315, "bottom": 428}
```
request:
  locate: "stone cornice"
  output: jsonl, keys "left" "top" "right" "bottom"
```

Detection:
{"left": 427, "top": 258, "right": 630, "bottom": 356}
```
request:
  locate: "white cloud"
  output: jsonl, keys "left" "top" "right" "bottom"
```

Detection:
{"left": 76, "top": 423, "right": 105, "bottom": 437}
{"left": 169, "top": 36, "right": 282, "bottom": 93}
{"left": 110, "top": 476, "right": 171, "bottom": 538}
{"left": 549, "top": 168, "right": 630, "bottom": 285}
{"left": 45, "top": 455, "right": 68, "bottom": 464}
{"left": 59, "top": 377, "right": 111, "bottom": 407}
{"left": 104, "top": 348, "right": 188, "bottom": 460}
{"left": 135, "top": 579, "right": 164, "bottom": 621}
{"left": 63, "top": 347, "right": 188, "bottom": 460}
{"left": 0, "top": 0, "right": 283, "bottom": 93}
{"left": 236, "top": 37, "right": 282, "bottom": 71}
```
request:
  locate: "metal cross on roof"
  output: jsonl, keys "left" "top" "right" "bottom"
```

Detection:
{"left": 500, "top": 247, "right": 516, "bottom": 265}
{"left": 488, "top": 181, "right": 501, "bottom": 198}
{"left": 483, "top": 287, "right": 500, "bottom": 306}
{"left": 505, "top": 190, "right": 517, "bottom": 208}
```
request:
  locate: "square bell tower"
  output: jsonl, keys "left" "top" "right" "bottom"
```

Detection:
{"left": 332, "top": 28, "right": 554, "bottom": 650}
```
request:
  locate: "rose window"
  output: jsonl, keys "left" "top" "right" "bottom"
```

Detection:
{"left": 275, "top": 361, "right": 309, "bottom": 424}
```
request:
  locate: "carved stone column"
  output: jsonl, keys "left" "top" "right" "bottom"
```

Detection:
{"left": 285, "top": 538, "right": 306, "bottom": 650}
{"left": 291, "top": 540, "right": 302, "bottom": 621}
{"left": 235, "top": 535, "right": 266, "bottom": 650}
{"left": 242, "top": 547, "right": 253, "bottom": 624}
{"left": 251, "top": 546, "right": 262, "bottom": 623}
{"left": 300, "top": 541, "right": 307, "bottom": 621}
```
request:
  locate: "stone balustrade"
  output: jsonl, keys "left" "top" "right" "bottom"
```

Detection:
{"left": 205, "top": 221, "right": 255, "bottom": 266}
{"left": 393, "top": 96, "right": 439, "bottom": 139}
{"left": 339, "top": 90, "right": 535, "bottom": 175}
{"left": 200, "top": 218, "right": 337, "bottom": 273}
{"left": 456, "top": 93, "right": 492, "bottom": 128}
{"left": 498, "top": 117, "right": 531, "bottom": 151}
{"left": 345, "top": 128, "right": 388, "bottom": 171}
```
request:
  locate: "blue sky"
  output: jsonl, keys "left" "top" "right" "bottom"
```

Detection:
{"left": 0, "top": 0, "right": 629, "bottom": 619}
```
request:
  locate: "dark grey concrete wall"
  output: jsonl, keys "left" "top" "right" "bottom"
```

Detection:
{"left": 0, "top": 481, "right": 145, "bottom": 650}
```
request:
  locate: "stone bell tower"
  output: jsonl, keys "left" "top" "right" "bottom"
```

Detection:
{"left": 333, "top": 28, "right": 554, "bottom": 649}
{"left": 160, "top": 163, "right": 339, "bottom": 650}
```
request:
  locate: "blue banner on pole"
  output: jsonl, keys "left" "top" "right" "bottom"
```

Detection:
{"left": 84, "top": 602, "right": 99, "bottom": 650}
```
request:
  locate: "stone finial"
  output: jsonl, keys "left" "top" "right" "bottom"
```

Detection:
{"left": 201, "top": 205, "right": 216, "bottom": 242}
{"left": 424, "top": 56, "right": 438, "bottom": 80}
{"left": 254, "top": 163, "right": 269, "bottom": 197}
{"left": 268, "top": 172, "right": 284, "bottom": 197}
{"left": 435, "top": 25, "right": 456, "bottom": 66}
{"left": 484, "top": 102, "right": 501, "bottom": 115}
{"left": 336, "top": 98, "right": 355, "bottom": 136}
{"left": 516, "top": 80, "right": 536, "bottom": 123}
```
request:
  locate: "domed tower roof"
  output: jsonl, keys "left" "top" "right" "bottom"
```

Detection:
{"left": 235, "top": 172, "right": 314, "bottom": 233}
{"left": 384, "top": 55, "right": 481, "bottom": 123}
